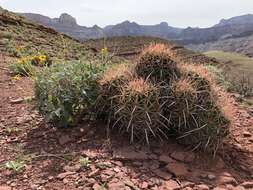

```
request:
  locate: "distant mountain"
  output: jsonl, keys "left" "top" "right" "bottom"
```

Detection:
{"left": 104, "top": 21, "right": 182, "bottom": 39}
{"left": 187, "top": 34, "right": 253, "bottom": 57}
{"left": 21, "top": 13, "right": 104, "bottom": 40}
{"left": 20, "top": 13, "right": 253, "bottom": 53}
{"left": 178, "top": 14, "right": 253, "bottom": 45}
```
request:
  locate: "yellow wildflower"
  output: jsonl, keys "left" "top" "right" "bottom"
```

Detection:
{"left": 15, "top": 46, "right": 23, "bottom": 52}
{"left": 101, "top": 47, "right": 108, "bottom": 55}
{"left": 12, "top": 74, "right": 21, "bottom": 81}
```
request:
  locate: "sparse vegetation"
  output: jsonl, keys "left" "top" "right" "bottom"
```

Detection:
{"left": 8, "top": 59, "right": 36, "bottom": 77}
{"left": 205, "top": 51, "right": 253, "bottom": 97}
{"left": 34, "top": 43, "right": 231, "bottom": 151}
{"left": 5, "top": 160, "right": 25, "bottom": 172}
{"left": 34, "top": 61, "right": 106, "bottom": 127}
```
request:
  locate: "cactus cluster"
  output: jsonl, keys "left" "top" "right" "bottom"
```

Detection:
{"left": 100, "top": 43, "right": 230, "bottom": 151}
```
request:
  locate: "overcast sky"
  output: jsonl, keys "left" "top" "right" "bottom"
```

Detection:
{"left": 0, "top": 0, "right": 253, "bottom": 28}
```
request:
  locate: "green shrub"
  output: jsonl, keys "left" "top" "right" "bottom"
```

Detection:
{"left": 34, "top": 61, "right": 106, "bottom": 127}
{"left": 8, "top": 60, "right": 36, "bottom": 77}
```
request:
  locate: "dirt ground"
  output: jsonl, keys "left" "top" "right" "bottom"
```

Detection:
{"left": 0, "top": 53, "right": 253, "bottom": 190}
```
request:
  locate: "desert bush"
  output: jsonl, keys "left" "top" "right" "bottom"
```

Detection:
{"left": 34, "top": 61, "right": 106, "bottom": 127}
{"left": 135, "top": 43, "right": 180, "bottom": 83}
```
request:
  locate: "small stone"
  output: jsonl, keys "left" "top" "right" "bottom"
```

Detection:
{"left": 123, "top": 180, "right": 140, "bottom": 190}
{"left": 30, "top": 184, "right": 39, "bottom": 190}
{"left": 159, "top": 155, "right": 174, "bottom": 163}
{"left": 153, "top": 169, "right": 172, "bottom": 180}
{"left": 10, "top": 182, "right": 16, "bottom": 187}
{"left": 141, "top": 182, "right": 149, "bottom": 189}
{"left": 89, "top": 169, "right": 100, "bottom": 177}
{"left": 93, "top": 183, "right": 104, "bottom": 190}
{"left": 216, "top": 173, "right": 237, "bottom": 186}
{"left": 233, "top": 186, "right": 246, "bottom": 190}
{"left": 241, "top": 181, "right": 253, "bottom": 189}
{"left": 243, "top": 132, "right": 251, "bottom": 138}
{"left": 166, "top": 162, "right": 189, "bottom": 177}
{"left": 133, "top": 161, "right": 143, "bottom": 166}
{"left": 64, "top": 164, "right": 81, "bottom": 172}
{"left": 207, "top": 174, "right": 216, "bottom": 180}
{"left": 57, "top": 171, "right": 75, "bottom": 180}
{"left": 163, "top": 180, "right": 180, "bottom": 190}
{"left": 185, "top": 187, "right": 193, "bottom": 190}
{"left": 170, "top": 151, "right": 195, "bottom": 163}
{"left": 0, "top": 186, "right": 12, "bottom": 190}
{"left": 113, "top": 148, "right": 148, "bottom": 161}
{"left": 194, "top": 184, "right": 209, "bottom": 190}
{"left": 113, "top": 168, "right": 121, "bottom": 172}
{"left": 213, "top": 188, "right": 227, "bottom": 190}
{"left": 58, "top": 134, "right": 72, "bottom": 145}
{"left": 63, "top": 178, "right": 69, "bottom": 184}
{"left": 108, "top": 182, "right": 126, "bottom": 190}
{"left": 10, "top": 98, "right": 23, "bottom": 104}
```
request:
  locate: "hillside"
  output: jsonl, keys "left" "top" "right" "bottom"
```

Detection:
{"left": 188, "top": 34, "right": 253, "bottom": 57}
{"left": 86, "top": 36, "right": 219, "bottom": 65}
{"left": 21, "top": 13, "right": 104, "bottom": 40}
{"left": 0, "top": 7, "right": 95, "bottom": 60}
{"left": 0, "top": 8, "right": 253, "bottom": 190}
{"left": 204, "top": 51, "right": 253, "bottom": 98}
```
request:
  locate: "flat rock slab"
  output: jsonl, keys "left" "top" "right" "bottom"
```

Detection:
{"left": 166, "top": 162, "right": 189, "bottom": 177}
{"left": 113, "top": 148, "right": 148, "bottom": 161}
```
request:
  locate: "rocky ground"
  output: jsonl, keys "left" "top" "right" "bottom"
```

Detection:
{"left": 0, "top": 53, "right": 253, "bottom": 190}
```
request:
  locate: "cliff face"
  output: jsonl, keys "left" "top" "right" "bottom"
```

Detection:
{"left": 21, "top": 13, "right": 104, "bottom": 40}
{"left": 21, "top": 12, "right": 253, "bottom": 56}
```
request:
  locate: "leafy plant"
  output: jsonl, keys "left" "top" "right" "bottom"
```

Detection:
{"left": 5, "top": 127, "right": 21, "bottom": 134}
{"left": 9, "top": 60, "right": 36, "bottom": 77}
{"left": 79, "top": 156, "right": 90, "bottom": 168}
{"left": 34, "top": 61, "right": 106, "bottom": 127}
{"left": 5, "top": 160, "right": 25, "bottom": 172}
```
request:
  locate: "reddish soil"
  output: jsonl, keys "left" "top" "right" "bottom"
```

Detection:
{"left": 0, "top": 53, "right": 253, "bottom": 190}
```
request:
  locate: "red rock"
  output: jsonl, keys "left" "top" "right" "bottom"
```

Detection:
{"left": 0, "top": 186, "right": 12, "bottom": 190}
{"left": 194, "top": 184, "right": 209, "bottom": 190}
{"left": 141, "top": 182, "right": 149, "bottom": 189}
{"left": 93, "top": 183, "right": 104, "bottom": 190}
{"left": 171, "top": 151, "right": 195, "bottom": 163}
{"left": 10, "top": 98, "right": 23, "bottom": 104}
{"left": 216, "top": 173, "right": 237, "bottom": 186}
{"left": 63, "top": 164, "right": 81, "bottom": 172}
{"left": 57, "top": 171, "right": 75, "bottom": 179}
{"left": 107, "top": 182, "right": 126, "bottom": 190}
{"left": 162, "top": 180, "right": 180, "bottom": 190}
{"left": 153, "top": 169, "right": 172, "bottom": 180}
{"left": 159, "top": 155, "right": 174, "bottom": 163}
{"left": 58, "top": 134, "right": 72, "bottom": 145}
{"left": 166, "top": 162, "right": 189, "bottom": 177}
{"left": 113, "top": 148, "right": 148, "bottom": 160}
{"left": 243, "top": 131, "right": 251, "bottom": 138}
{"left": 213, "top": 187, "right": 227, "bottom": 190}
{"left": 241, "top": 181, "right": 253, "bottom": 189}
{"left": 89, "top": 169, "right": 100, "bottom": 177}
